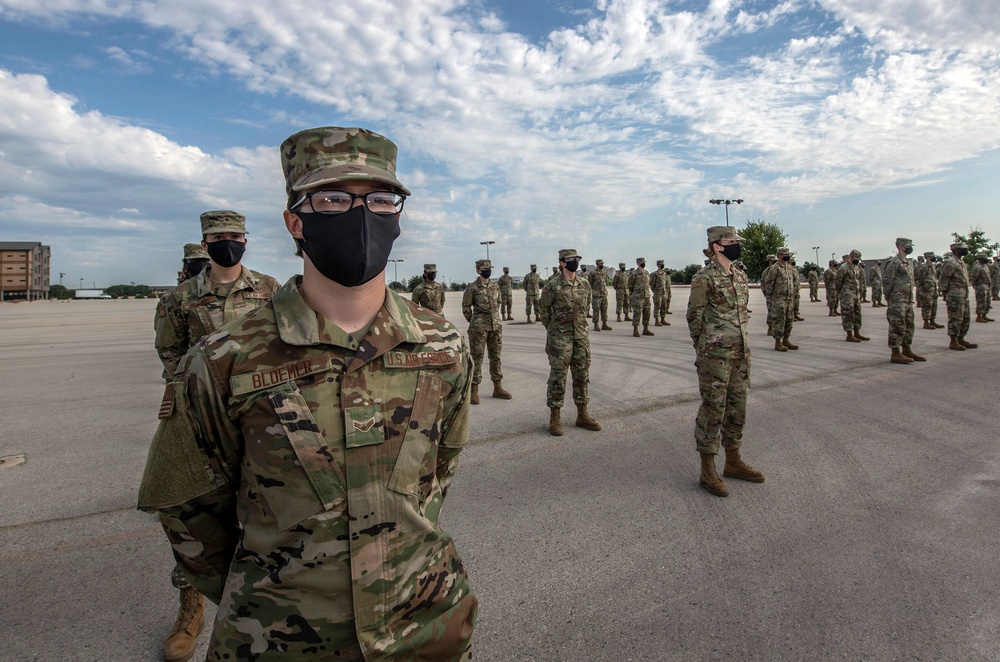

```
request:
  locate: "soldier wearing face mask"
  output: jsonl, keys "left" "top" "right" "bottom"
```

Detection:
{"left": 613, "top": 262, "right": 630, "bottom": 322}
{"left": 140, "top": 127, "right": 479, "bottom": 661}
{"left": 498, "top": 267, "right": 514, "bottom": 320}
{"left": 882, "top": 238, "right": 925, "bottom": 364}
{"left": 149, "top": 210, "right": 279, "bottom": 661}
{"left": 463, "top": 259, "right": 512, "bottom": 403}
{"left": 628, "top": 257, "right": 654, "bottom": 337}
{"left": 824, "top": 259, "right": 839, "bottom": 316}
{"left": 762, "top": 247, "right": 800, "bottom": 351}
{"left": 523, "top": 264, "right": 542, "bottom": 323}
{"left": 412, "top": 263, "right": 446, "bottom": 314}
{"left": 970, "top": 252, "right": 994, "bottom": 323}
{"left": 938, "top": 241, "right": 977, "bottom": 349}
{"left": 837, "top": 249, "right": 870, "bottom": 343}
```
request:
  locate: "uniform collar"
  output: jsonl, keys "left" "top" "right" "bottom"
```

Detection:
{"left": 196, "top": 265, "right": 257, "bottom": 297}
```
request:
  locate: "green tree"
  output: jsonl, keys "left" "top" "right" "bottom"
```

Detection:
{"left": 48, "top": 284, "right": 71, "bottom": 299}
{"left": 671, "top": 264, "right": 702, "bottom": 285}
{"left": 951, "top": 226, "right": 999, "bottom": 267}
{"left": 740, "top": 219, "right": 789, "bottom": 281}
{"left": 449, "top": 281, "right": 467, "bottom": 292}
{"left": 407, "top": 275, "right": 423, "bottom": 292}
{"left": 799, "top": 261, "right": 820, "bottom": 277}
{"left": 105, "top": 284, "right": 152, "bottom": 298}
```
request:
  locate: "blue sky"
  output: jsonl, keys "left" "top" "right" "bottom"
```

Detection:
{"left": 0, "top": 0, "right": 998, "bottom": 288}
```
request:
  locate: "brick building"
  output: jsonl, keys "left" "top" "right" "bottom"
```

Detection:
{"left": 1, "top": 242, "right": 51, "bottom": 301}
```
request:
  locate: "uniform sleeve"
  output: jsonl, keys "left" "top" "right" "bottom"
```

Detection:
{"left": 461, "top": 287, "right": 474, "bottom": 322}
{"left": 938, "top": 264, "right": 951, "bottom": 294}
{"left": 436, "top": 337, "right": 472, "bottom": 498}
{"left": 411, "top": 284, "right": 422, "bottom": 304}
{"left": 686, "top": 272, "right": 708, "bottom": 345}
{"left": 882, "top": 260, "right": 896, "bottom": 299}
{"left": 538, "top": 283, "right": 553, "bottom": 328}
{"left": 137, "top": 348, "right": 241, "bottom": 604}
{"left": 154, "top": 293, "right": 189, "bottom": 381}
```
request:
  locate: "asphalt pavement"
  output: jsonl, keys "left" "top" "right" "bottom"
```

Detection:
{"left": 1, "top": 289, "right": 997, "bottom": 661}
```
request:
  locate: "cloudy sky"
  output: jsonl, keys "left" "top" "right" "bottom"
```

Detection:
{"left": 1, "top": 0, "right": 998, "bottom": 288}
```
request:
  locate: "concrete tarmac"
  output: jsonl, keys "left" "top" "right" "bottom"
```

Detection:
{"left": 1, "top": 289, "right": 997, "bottom": 661}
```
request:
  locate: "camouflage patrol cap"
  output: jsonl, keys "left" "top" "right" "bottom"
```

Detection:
{"left": 423, "top": 263, "right": 436, "bottom": 272}
{"left": 850, "top": 249, "right": 862, "bottom": 258}
{"left": 829, "top": 259, "right": 838, "bottom": 266}
{"left": 767, "top": 254, "right": 777, "bottom": 261}
{"left": 280, "top": 127, "right": 410, "bottom": 204}
{"left": 200, "top": 210, "right": 246, "bottom": 235}
{"left": 950, "top": 241, "right": 968, "bottom": 250}
{"left": 776, "top": 247, "right": 790, "bottom": 256}
{"left": 842, "top": 254, "right": 850, "bottom": 260}
{"left": 895, "top": 237, "right": 913, "bottom": 247}
{"left": 559, "top": 248, "right": 580, "bottom": 261}
{"left": 476, "top": 259, "right": 492, "bottom": 270}
{"left": 923, "top": 251, "right": 935, "bottom": 258}
{"left": 618, "top": 262, "right": 626, "bottom": 268}
{"left": 976, "top": 252, "right": 988, "bottom": 259}
{"left": 530, "top": 264, "right": 537, "bottom": 269}
{"left": 636, "top": 257, "right": 645, "bottom": 264}
{"left": 183, "top": 243, "right": 209, "bottom": 260}
{"left": 656, "top": 259, "right": 664, "bottom": 266}
{"left": 596, "top": 259, "right": 604, "bottom": 265}
{"left": 706, "top": 226, "right": 742, "bottom": 242}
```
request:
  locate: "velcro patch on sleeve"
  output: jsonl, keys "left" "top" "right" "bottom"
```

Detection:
{"left": 158, "top": 382, "right": 175, "bottom": 419}
{"left": 230, "top": 357, "right": 332, "bottom": 396}
{"left": 383, "top": 350, "right": 458, "bottom": 369}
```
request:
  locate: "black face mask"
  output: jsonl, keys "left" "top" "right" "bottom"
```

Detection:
{"left": 564, "top": 259, "right": 579, "bottom": 272}
{"left": 426, "top": 272, "right": 437, "bottom": 281}
{"left": 205, "top": 239, "right": 246, "bottom": 268}
{"left": 531, "top": 268, "right": 537, "bottom": 273}
{"left": 619, "top": 267, "right": 625, "bottom": 272}
{"left": 184, "top": 259, "right": 209, "bottom": 278}
{"left": 955, "top": 249, "right": 969, "bottom": 257}
{"left": 904, "top": 246, "right": 913, "bottom": 255}
{"left": 295, "top": 206, "right": 400, "bottom": 287}
{"left": 480, "top": 269, "right": 492, "bottom": 279}
{"left": 979, "top": 258, "right": 988, "bottom": 264}
{"left": 638, "top": 262, "right": 645, "bottom": 268}
{"left": 718, "top": 244, "right": 742, "bottom": 261}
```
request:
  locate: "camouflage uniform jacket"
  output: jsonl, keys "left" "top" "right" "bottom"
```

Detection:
{"left": 823, "top": 267, "right": 836, "bottom": 289}
{"left": 762, "top": 262, "right": 797, "bottom": 299}
{"left": 938, "top": 258, "right": 970, "bottom": 298}
{"left": 522, "top": 272, "right": 541, "bottom": 295}
{"left": 855, "top": 263, "right": 867, "bottom": 287}
{"left": 462, "top": 278, "right": 502, "bottom": 332}
{"left": 627, "top": 268, "right": 651, "bottom": 297}
{"left": 154, "top": 266, "right": 280, "bottom": 378}
{"left": 587, "top": 267, "right": 609, "bottom": 298}
{"left": 808, "top": 270, "right": 819, "bottom": 287}
{"left": 649, "top": 269, "right": 669, "bottom": 294}
{"left": 539, "top": 273, "right": 592, "bottom": 338}
{"left": 916, "top": 261, "right": 938, "bottom": 297}
{"left": 411, "top": 279, "right": 446, "bottom": 314}
{"left": 497, "top": 273, "right": 514, "bottom": 294}
{"left": 835, "top": 262, "right": 859, "bottom": 296}
{"left": 989, "top": 261, "right": 1000, "bottom": 285}
{"left": 881, "top": 255, "right": 914, "bottom": 304}
{"left": 970, "top": 262, "right": 991, "bottom": 289}
{"left": 611, "top": 270, "right": 629, "bottom": 292}
{"left": 760, "top": 264, "right": 775, "bottom": 297}
{"left": 687, "top": 260, "right": 750, "bottom": 359}
{"left": 138, "top": 277, "right": 476, "bottom": 660}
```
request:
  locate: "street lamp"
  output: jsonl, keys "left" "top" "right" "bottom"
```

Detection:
{"left": 79, "top": 278, "right": 83, "bottom": 290}
{"left": 709, "top": 199, "right": 743, "bottom": 227}
{"left": 480, "top": 240, "right": 495, "bottom": 260}
{"left": 59, "top": 272, "right": 65, "bottom": 286}
{"left": 812, "top": 246, "right": 820, "bottom": 266}
{"left": 388, "top": 259, "right": 404, "bottom": 286}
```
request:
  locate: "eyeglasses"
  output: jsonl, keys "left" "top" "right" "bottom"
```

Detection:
{"left": 291, "top": 190, "right": 405, "bottom": 215}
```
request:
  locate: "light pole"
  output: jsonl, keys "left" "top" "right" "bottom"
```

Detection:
{"left": 709, "top": 199, "right": 743, "bottom": 227}
{"left": 79, "top": 278, "right": 83, "bottom": 291}
{"left": 480, "top": 240, "right": 495, "bottom": 260}
{"left": 812, "top": 246, "right": 820, "bottom": 266}
{"left": 388, "top": 259, "right": 404, "bottom": 286}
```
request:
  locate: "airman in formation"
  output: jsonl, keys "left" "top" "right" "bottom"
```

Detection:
{"left": 824, "top": 259, "right": 839, "bottom": 316}
{"left": 523, "top": 264, "right": 542, "bottom": 323}
{"left": 588, "top": 258, "right": 613, "bottom": 331}
{"left": 837, "top": 249, "right": 870, "bottom": 342}
{"left": 411, "top": 262, "right": 446, "bottom": 314}
{"left": 761, "top": 247, "right": 800, "bottom": 351}
{"left": 498, "top": 266, "right": 514, "bottom": 320}
{"left": 870, "top": 260, "right": 884, "bottom": 307}
{"left": 464, "top": 259, "right": 513, "bottom": 402}
{"left": 881, "top": 238, "right": 925, "bottom": 364}
{"left": 650, "top": 260, "right": 671, "bottom": 326}
{"left": 970, "top": 253, "right": 994, "bottom": 323}
{"left": 628, "top": 257, "right": 654, "bottom": 337}
{"left": 613, "top": 262, "right": 630, "bottom": 322}
{"left": 938, "top": 242, "right": 978, "bottom": 350}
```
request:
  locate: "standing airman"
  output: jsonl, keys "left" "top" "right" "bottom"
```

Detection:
{"left": 628, "top": 257, "right": 653, "bottom": 337}
{"left": 938, "top": 242, "right": 977, "bottom": 350}
{"left": 650, "top": 260, "right": 671, "bottom": 327}
{"left": 882, "top": 238, "right": 925, "bottom": 364}
{"left": 463, "top": 259, "right": 512, "bottom": 402}
{"left": 411, "top": 263, "right": 446, "bottom": 314}
{"left": 588, "top": 258, "right": 612, "bottom": 331}
{"left": 523, "top": 264, "right": 542, "bottom": 323}
{"left": 498, "top": 266, "right": 514, "bottom": 320}
{"left": 613, "top": 262, "right": 630, "bottom": 322}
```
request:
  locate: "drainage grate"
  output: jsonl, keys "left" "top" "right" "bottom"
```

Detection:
{"left": 0, "top": 454, "right": 26, "bottom": 470}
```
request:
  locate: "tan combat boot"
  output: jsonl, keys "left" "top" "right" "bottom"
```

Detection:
{"left": 794, "top": 313, "right": 805, "bottom": 321}
{"left": 975, "top": 314, "right": 987, "bottom": 323}
{"left": 933, "top": 320, "right": 945, "bottom": 329}
{"left": 854, "top": 330, "right": 870, "bottom": 341}
{"left": 654, "top": 319, "right": 662, "bottom": 326}
{"left": 948, "top": 336, "right": 965, "bottom": 350}
{"left": 492, "top": 380, "right": 512, "bottom": 399}
{"left": 846, "top": 331, "right": 861, "bottom": 343}
{"left": 782, "top": 336, "right": 799, "bottom": 350}
{"left": 163, "top": 587, "right": 204, "bottom": 662}
{"left": 901, "top": 345, "right": 926, "bottom": 362}
{"left": 699, "top": 453, "right": 728, "bottom": 497}
{"left": 575, "top": 404, "right": 601, "bottom": 431}
{"left": 526, "top": 315, "right": 533, "bottom": 324}
{"left": 642, "top": 325, "right": 655, "bottom": 336}
{"left": 890, "top": 347, "right": 913, "bottom": 364}
{"left": 723, "top": 448, "right": 765, "bottom": 483}
{"left": 774, "top": 337, "right": 788, "bottom": 352}
{"left": 624, "top": 313, "right": 632, "bottom": 321}
{"left": 767, "top": 324, "right": 773, "bottom": 335}
{"left": 632, "top": 327, "right": 640, "bottom": 337}
{"left": 601, "top": 321, "right": 613, "bottom": 331}
{"left": 616, "top": 313, "right": 622, "bottom": 322}
{"left": 922, "top": 321, "right": 936, "bottom": 329}
{"left": 548, "top": 408, "right": 563, "bottom": 436}
{"left": 958, "top": 336, "right": 978, "bottom": 349}
{"left": 470, "top": 383, "right": 480, "bottom": 404}
{"left": 594, "top": 320, "right": 601, "bottom": 331}
{"left": 661, "top": 317, "right": 670, "bottom": 326}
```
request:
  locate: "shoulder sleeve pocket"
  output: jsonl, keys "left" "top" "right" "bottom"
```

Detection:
{"left": 387, "top": 371, "right": 449, "bottom": 502}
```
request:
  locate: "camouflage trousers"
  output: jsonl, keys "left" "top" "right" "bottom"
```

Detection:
{"left": 840, "top": 292, "right": 862, "bottom": 332}
{"left": 826, "top": 287, "right": 838, "bottom": 313}
{"left": 631, "top": 294, "right": 651, "bottom": 327}
{"left": 525, "top": 295, "right": 540, "bottom": 318}
{"left": 652, "top": 293, "right": 668, "bottom": 320}
{"left": 500, "top": 291, "right": 512, "bottom": 318}
{"left": 886, "top": 300, "right": 914, "bottom": 348}
{"left": 859, "top": 284, "right": 867, "bottom": 302}
{"left": 993, "top": 278, "right": 999, "bottom": 299}
{"left": 794, "top": 289, "right": 801, "bottom": 315}
{"left": 975, "top": 285, "right": 991, "bottom": 316}
{"left": 920, "top": 291, "right": 938, "bottom": 321}
{"left": 545, "top": 335, "right": 591, "bottom": 408}
{"left": 809, "top": 282, "right": 819, "bottom": 300}
{"left": 615, "top": 289, "right": 628, "bottom": 315}
{"left": 871, "top": 282, "right": 883, "bottom": 305}
{"left": 591, "top": 296, "right": 609, "bottom": 325}
{"left": 171, "top": 564, "right": 192, "bottom": 590}
{"left": 469, "top": 329, "right": 503, "bottom": 384}
{"left": 694, "top": 354, "right": 750, "bottom": 455}
{"left": 944, "top": 293, "right": 970, "bottom": 337}
{"left": 764, "top": 296, "right": 773, "bottom": 328}
{"left": 771, "top": 297, "right": 794, "bottom": 339}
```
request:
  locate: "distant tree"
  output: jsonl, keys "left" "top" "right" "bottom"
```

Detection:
{"left": 740, "top": 219, "right": 789, "bottom": 281}
{"left": 407, "top": 275, "right": 423, "bottom": 292}
{"left": 105, "top": 284, "right": 152, "bottom": 298}
{"left": 449, "top": 282, "right": 467, "bottom": 292}
{"left": 48, "top": 284, "right": 71, "bottom": 299}
{"left": 670, "top": 264, "right": 702, "bottom": 285}
{"left": 951, "top": 226, "right": 999, "bottom": 267}
{"left": 799, "top": 261, "right": 820, "bottom": 277}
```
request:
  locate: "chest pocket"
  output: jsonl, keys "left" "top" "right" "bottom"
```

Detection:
{"left": 387, "top": 371, "right": 448, "bottom": 503}
{"left": 259, "top": 386, "right": 346, "bottom": 530}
